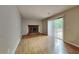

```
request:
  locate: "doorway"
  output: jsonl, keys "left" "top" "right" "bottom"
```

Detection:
{"left": 48, "top": 17, "right": 63, "bottom": 39}
{"left": 54, "top": 17, "right": 63, "bottom": 40}
{"left": 48, "top": 17, "right": 65, "bottom": 54}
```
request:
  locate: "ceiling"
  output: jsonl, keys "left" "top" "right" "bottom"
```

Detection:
{"left": 18, "top": 5, "right": 76, "bottom": 20}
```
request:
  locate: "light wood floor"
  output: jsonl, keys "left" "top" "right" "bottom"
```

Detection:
{"left": 15, "top": 35, "right": 79, "bottom": 54}
{"left": 16, "top": 35, "right": 48, "bottom": 54}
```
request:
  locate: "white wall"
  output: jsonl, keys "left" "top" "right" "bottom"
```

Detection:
{"left": 22, "top": 19, "right": 43, "bottom": 35}
{"left": 64, "top": 7, "right": 79, "bottom": 46}
{"left": 0, "top": 6, "right": 21, "bottom": 53}
{"left": 42, "top": 19, "right": 48, "bottom": 34}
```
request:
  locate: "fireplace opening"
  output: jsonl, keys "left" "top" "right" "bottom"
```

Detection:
{"left": 28, "top": 25, "right": 39, "bottom": 34}
{"left": 33, "top": 27, "right": 37, "bottom": 32}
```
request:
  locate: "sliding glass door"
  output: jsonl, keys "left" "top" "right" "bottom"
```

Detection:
{"left": 54, "top": 17, "right": 63, "bottom": 40}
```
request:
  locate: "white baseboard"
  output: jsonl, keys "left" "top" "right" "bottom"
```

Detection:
{"left": 64, "top": 41, "right": 79, "bottom": 48}
{"left": 13, "top": 35, "right": 22, "bottom": 54}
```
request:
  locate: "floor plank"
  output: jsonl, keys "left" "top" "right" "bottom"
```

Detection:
{"left": 15, "top": 35, "right": 79, "bottom": 54}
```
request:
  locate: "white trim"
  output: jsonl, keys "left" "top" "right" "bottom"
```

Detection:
{"left": 64, "top": 41, "right": 79, "bottom": 48}
{"left": 13, "top": 35, "right": 22, "bottom": 54}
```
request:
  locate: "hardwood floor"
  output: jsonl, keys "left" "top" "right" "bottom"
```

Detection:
{"left": 15, "top": 35, "right": 79, "bottom": 54}
{"left": 65, "top": 42, "right": 79, "bottom": 54}
{"left": 16, "top": 35, "right": 48, "bottom": 54}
